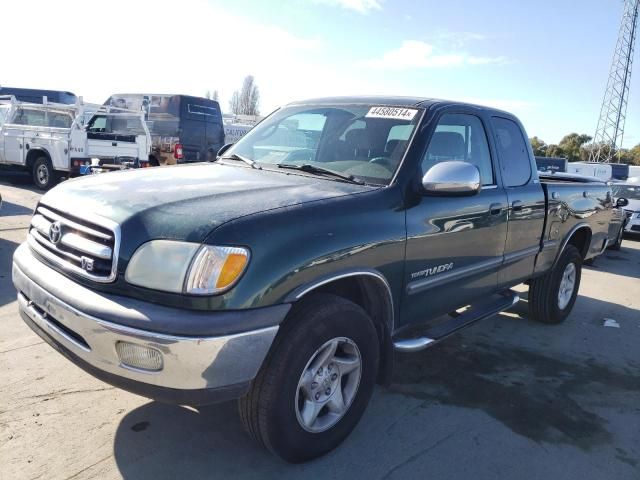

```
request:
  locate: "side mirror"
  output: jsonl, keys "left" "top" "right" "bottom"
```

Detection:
{"left": 422, "top": 161, "right": 481, "bottom": 196}
{"left": 616, "top": 197, "right": 629, "bottom": 208}
{"left": 216, "top": 143, "right": 233, "bottom": 159}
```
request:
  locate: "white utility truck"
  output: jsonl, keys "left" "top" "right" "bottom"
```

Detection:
{"left": 0, "top": 96, "right": 150, "bottom": 189}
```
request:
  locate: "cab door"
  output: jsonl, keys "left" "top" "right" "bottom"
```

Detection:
{"left": 402, "top": 111, "right": 508, "bottom": 327}
{"left": 490, "top": 116, "right": 546, "bottom": 288}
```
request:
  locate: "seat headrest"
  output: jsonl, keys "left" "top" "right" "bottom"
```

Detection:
{"left": 427, "top": 132, "right": 466, "bottom": 159}
{"left": 345, "top": 129, "right": 369, "bottom": 148}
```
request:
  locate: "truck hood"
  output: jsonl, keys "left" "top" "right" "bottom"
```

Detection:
{"left": 41, "top": 163, "right": 372, "bottom": 252}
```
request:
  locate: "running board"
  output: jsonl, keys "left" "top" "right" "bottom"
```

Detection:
{"left": 393, "top": 290, "right": 520, "bottom": 353}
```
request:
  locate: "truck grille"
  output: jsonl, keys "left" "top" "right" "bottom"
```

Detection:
{"left": 27, "top": 205, "right": 119, "bottom": 282}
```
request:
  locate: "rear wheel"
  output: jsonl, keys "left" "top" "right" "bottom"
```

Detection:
{"left": 528, "top": 245, "right": 582, "bottom": 324}
{"left": 238, "top": 293, "right": 379, "bottom": 463}
{"left": 32, "top": 156, "right": 57, "bottom": 190}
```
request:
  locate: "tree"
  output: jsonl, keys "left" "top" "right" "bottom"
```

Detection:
{"left": 206, "top": 90, "right": 219, "bottom": 101}
{"left": 558, "top": 133, "right": 592, "bottom": 162}
{"left": 229, "top": 75, "right": 260, "bottom": 115}
{"left": 546, "top": 144, "right": 565, "bottom": 158}
{"left": 530, "top": 136, "right": 547, "bottom": 157}
{"left": 229, "top": 91, "right": 240, "bottom": 114}
{"left": 618, "top": 144, "right": 640, "bottom": 165}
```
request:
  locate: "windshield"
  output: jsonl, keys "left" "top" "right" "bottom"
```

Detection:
{"left": 612, "top": 185, "right": 640, "bottom": 200}
{"left": 105, "top": 94, "right": 180, "bottom": 136}
{"left": 228, "top": 104, "right": 423, "bottom": 184}
{"left": 88, "top": 114, "right": 147, "bottom": 135}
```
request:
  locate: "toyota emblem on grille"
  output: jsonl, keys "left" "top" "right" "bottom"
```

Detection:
{"left": 48, "top": 221, "right": 63, "bottom": 244}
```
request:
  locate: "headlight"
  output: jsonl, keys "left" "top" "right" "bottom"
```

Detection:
{"left": 125, "top": 241, "right": 249, "bottom": 295}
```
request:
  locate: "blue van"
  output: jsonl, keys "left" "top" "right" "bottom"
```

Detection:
{"left": 0, "top": 86, "right": 77, "bottom": 105}
{"left": 103, "top": 94, "right": 225, "bottom": 166}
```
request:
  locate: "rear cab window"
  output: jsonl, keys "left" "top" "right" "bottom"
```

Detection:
{"left": 492, "top": 117, "right": 533, "bottom": 187}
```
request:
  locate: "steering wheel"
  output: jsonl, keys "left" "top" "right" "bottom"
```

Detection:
{"left": 283, "top": 149, "right": 315, "bottom": 163}
{"left": 369, "top": 156, "right": 391, "bottom": 167}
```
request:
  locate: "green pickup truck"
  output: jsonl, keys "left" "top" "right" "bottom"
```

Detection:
{"left": 13, "top": 96, "right": 618, "bottom": 462}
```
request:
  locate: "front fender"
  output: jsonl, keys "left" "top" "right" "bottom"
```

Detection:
{"left": 204, "top": 187, "right": 407, "bottom": 316}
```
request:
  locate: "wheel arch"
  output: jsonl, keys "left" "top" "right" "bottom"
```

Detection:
{"left": 25, "top": 147, "right": 51, "bottom": 169}
{"left": 283, "top": 269, "right": 395, "bottom": 385}
{"left": 554, "top": 223, "right": 592, "bottom": 267}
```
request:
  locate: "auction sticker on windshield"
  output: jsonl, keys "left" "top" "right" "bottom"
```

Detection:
{"left": 366, "top": 106, "right": 418, "bottom": 120}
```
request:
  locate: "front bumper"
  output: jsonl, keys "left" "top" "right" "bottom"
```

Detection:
{"left": 12, "top": 244, "right": 286, "bottom": 405}
{"left": 623, "top": 214, "right": 640, "bottom": 233}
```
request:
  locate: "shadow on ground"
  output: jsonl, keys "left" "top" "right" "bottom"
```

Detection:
{"left": 0, "top": 200, "right": 33, "bottom": 217}
{"left": 112, "top": 290, "right": 640, "bottom": 479}
{"left": 0, "top": 171, "right": 35, "bottom": 188}
{"left": 0, "top": 237, "right": 19, "bottom": 306}
{"left": 582, "top": 241, "right": 640, "bottom": 280}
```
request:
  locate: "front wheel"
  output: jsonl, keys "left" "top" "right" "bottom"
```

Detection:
{"left": 238, "top": 293, "right": 379, "bottom": 463}
{"left": 528, "top": 244, "right": 582, "bottom": 324}
{"left": 32, "top": 156, "right": 57, "bottom": 190}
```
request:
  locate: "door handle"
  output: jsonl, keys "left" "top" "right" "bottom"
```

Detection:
{"left": 489, "top": 203, "right": 504, "bottom": 215}
{"left": 511, "top": 200, "right": 524, "bottom": 211}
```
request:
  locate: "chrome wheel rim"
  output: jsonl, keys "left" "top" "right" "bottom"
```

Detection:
{"left": 295, "top": 337, "right": 362, "bottom": 433}
{"left": 558, "top": 262, "right": 577, "bottom": 310}
{"left": 36, "top": 164, "right": 49, "bottom": 185}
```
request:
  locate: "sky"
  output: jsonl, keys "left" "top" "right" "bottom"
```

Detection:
{"left": 1, "top": 0, "right": 638, "bottom": 147}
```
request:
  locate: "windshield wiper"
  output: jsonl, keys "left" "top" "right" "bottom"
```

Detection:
{"left": 220, "top": 153, "right": 261, "bottom": 169}
{"left": 277, "top": 164, "right": 365, "bottom": 185}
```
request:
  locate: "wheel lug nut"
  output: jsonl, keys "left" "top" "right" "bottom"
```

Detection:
{"left": 331, "top": 373, "right": 338, "bottom": 381}
{"left": 325, "top": 388, "right": 331, "bottom": 395}
{"left": 315, "top": 392, "right": 321, "bottom": 400}
{"left": 317, "top": 367, "right": 323, "bottom": 375}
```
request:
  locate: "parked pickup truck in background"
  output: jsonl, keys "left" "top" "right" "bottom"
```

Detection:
{"left": 0, "top": 96, "right": 150, "bottom": 189}
{"left": 612, "top": 182, "right": 640, "bottom": 235}
{"left": 13, "top": 96, "right": 615, "bottom": 462}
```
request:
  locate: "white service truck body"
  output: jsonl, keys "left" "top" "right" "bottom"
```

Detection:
{"left": 0, "top": 96, "right": 150, "bottom": 189}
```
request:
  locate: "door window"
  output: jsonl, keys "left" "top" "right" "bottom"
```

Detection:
{"left": 47, "top": 111, "right": 73, "bottom": 128}
{"left": 421, "top": 113, "right": 494, "bottom": 186}
{"left": 492, "top": 117, "right": 532, "bottom": 187}
{"left": 12, "top": 108, "right": 47, "bottom": 127}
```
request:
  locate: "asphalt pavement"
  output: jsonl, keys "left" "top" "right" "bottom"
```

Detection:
{"left": 1, "top": 173, "right": 638, "bottom": 480}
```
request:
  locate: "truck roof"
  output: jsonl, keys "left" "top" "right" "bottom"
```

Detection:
{"left": 287, "top": 96, "right": 515, "bottom": 116}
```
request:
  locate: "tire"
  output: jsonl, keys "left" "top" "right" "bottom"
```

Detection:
{"left": 238, "top": 293, "right": 379, "bottom": 463}
{"left": 32, "top": 156, "right": 57, "bottom": 190}
{"left": 608, "top": 224, "right": 625, "bottom": 251}
{"left": 528, "top": 244, "right": 582, "bottom": 324}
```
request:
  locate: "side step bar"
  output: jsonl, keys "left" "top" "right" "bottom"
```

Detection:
{"left": 393, "top": 290, "right": 520, "bottom": 353}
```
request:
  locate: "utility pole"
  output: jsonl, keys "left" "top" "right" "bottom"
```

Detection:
{"left": 590, "top": 0, "right": 639, "bottom": 163}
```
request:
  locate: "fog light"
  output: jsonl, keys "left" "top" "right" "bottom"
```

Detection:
{"left": 116, "top": 341, "right": 163, "bottom": 372}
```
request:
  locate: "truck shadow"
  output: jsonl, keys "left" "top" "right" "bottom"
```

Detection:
{"left": 112, "top": 292, "right": 639, "bottom": 478}
{"left": 0, "top": 171, "right": 35, "bottom": 188}
{"left": 583, "top": 243, "right": 640, "bottom": 280}
{"left": 0, "top": 200, "right": 33, "bottom": 217}
{"left": 0, "top": 237, "right": 20, "bottom": 307}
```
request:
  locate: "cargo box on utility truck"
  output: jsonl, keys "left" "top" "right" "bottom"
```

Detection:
{"left": 13, "top": 96, "right": 617, "bottom": 462}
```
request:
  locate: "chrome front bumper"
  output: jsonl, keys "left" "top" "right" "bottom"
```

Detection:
{"left": 12, "top": 245, "right": 280, "bottom": 401}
